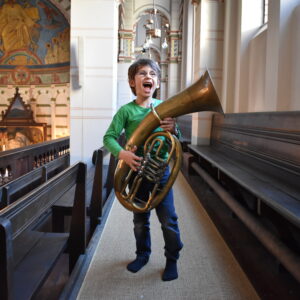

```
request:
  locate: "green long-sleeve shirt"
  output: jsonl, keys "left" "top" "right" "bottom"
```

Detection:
{"left": 103, "top": 99, "right": 180, "bottom": 159}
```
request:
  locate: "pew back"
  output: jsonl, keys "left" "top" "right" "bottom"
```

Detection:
{"left": 188, "top": 111, "right": 300, "bottom": 229}
{"left": 0, "top": 162, "right": 86, "bottom": 300}
{"left": 89, "top": 147, "right": 116, "bottom": 232}
{"left": 211, "top": 111, "right": 300, "bottom": 197}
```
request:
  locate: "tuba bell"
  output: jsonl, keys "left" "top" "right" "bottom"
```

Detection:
{"left": 114, "top": 70, "right": 223, "bottom": 213}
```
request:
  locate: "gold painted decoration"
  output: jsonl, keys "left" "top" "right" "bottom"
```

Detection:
{"left": 0, "top": 0, "right": 40, "bottom": 53}
{"left": 0, "top": 0, "right": 70, "bottom": 85}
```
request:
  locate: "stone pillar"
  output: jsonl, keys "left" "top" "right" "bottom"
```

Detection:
{"left": 221, "top": 0, "right": 238, "bottom": 113}
{"left": 70, "top": 0, "right": 119, "bottom": 166}
{"left": 191, "top": 0, "right": 225, "bottom": 145}
{"left": 291, "top": 4, "right": 300, "bottom": 110}
{"left": 30, "top": 98, "right": 37, "bottom": 120}
{"left": 168, "top": 31, "right": 182, "bottom": 97}
{"left": 118, "top": 30, "right": 135, "bottom": 62}
{"left": 159, "top": 61, "right": 168, "bottom": 100}
{"left": 265, "top": 0, "right": 300, "bottom": 111}
{"left": 66, "top": 96, "right": 70, "bottom": 136}
{"left": 50, "top": 97, "right": 56, "bottom": 140}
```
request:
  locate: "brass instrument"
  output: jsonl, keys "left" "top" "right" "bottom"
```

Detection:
{"left": 114, "top": 70, "right": 223, "bottom": 213}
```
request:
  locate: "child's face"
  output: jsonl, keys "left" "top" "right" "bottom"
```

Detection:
{"left": 130, "top": 65, "right": 159, "bottom": 100}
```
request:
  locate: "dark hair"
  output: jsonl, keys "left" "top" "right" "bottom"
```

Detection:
{"left": 128, "top": 58, "right": 161, "bottom": 95}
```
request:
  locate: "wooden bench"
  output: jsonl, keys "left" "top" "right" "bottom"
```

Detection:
{"left": 0, "top": 154, "right": 69, "bottom": 209}
{"left": 0, "top": 162, "right": 86, "bottom": 300}
{"left": 89, "top": 146, "right": 116, "bottom": 233}
{"left": 187, "top": 111, "right": 300, "bottom": 281}
{"left": 52, "top": 147, "right": 116, "bottom": 236}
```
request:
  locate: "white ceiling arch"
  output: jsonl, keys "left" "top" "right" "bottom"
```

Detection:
{"left": 133, "top": 4, "right": 171, "bottom": 24}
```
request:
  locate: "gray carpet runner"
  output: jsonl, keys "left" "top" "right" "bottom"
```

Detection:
{"left": 77, "top": 172, "right": 258, "bottom": 300}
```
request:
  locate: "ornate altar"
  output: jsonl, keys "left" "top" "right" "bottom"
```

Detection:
{"left": 0, "top": 88, "right": 47, "bottom": 151}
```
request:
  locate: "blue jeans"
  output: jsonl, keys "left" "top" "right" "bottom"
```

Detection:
{"left": 131, "top": 167, "right": 183, "bottom": 261}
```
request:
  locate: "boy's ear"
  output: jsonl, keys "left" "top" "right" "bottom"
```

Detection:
{"left": 129, "top": 79, "right": 135, "bottom": 87}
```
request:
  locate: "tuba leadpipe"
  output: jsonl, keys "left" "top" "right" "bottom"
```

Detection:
{"left": 114, "top": 70, "right": 223, "bottom": 213}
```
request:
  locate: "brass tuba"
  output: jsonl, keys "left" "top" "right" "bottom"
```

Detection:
{"left": 114, "top": 70, "right": 223, "bottom": 213}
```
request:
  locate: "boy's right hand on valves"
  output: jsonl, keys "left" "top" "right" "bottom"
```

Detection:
{"left": 118, "top": 146, "right": 142, "bottom": 171}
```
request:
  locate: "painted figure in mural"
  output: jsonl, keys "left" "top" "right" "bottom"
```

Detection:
{"left": 58, "top": 28, "right": 70, "bottom": 62}
{"left": 44, "top": 42, "right": 55, "bottom": 64}
{"left": 3, "top": 127, "right": 43, "bottom": 150}
{"left": 29, "top": 127, "right": 43, "bottom": 144}
{"left": 37, "top": 1, "right": 60, "bottom": 29}
{"left": 44, "top": 28, "right": 70, "bottom": 64}
{"left": 0, "top": 0, "right": 41, "bottom": 53}
{"left": 6, "top": 130, "right": 31, "bottom": 150}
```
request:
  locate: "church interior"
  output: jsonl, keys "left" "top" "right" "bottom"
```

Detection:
{"left": 0, "top": 0, "right": 300, "bottom": 299}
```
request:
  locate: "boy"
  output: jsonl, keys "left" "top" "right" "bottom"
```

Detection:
{"left": 103, "top": 58, "right": 183, "bottom": 281}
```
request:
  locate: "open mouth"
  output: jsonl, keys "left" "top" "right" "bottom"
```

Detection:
{"left": 143, "top": 82, "right": 153, "bottom": 93}
{"left": 143, "top": 82, "right": 153, "bottom": 88}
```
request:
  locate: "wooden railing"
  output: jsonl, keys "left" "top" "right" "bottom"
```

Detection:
{"left": 0, "top": 137, "right": 69, "bottom": 185}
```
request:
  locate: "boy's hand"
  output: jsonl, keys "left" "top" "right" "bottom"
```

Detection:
{"left": 160, "top": 117, "right": 176, "bottom": 134}
{"left": 118, "top": 146, "right": 142, "bottom": 171}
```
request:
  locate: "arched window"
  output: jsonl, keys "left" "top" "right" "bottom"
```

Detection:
{"left": 263, "top": 0, "right": 269, "bottom": 24}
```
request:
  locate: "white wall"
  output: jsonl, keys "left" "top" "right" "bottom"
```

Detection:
{"left": 275, "top": 0, "right": 300, "bottom": 110}
{"left": 291, "top": 5, "right": 300, "bottom": 110}
{"left": 248, "top": 28, "right": 267, "bottom": 111}
{"left": 181, "top": 0, "right": 194, "bottom": 90}
{"left": 190, "top": 0, "right": 224, "bottom": 145}
{"left": 225, "top": 0, "right": 300, "bottom": 113}
{"left": 117, "top": 62, "right": 133, "bottom": 108}
{"left": 70, "top": 0, "right": 119, "bottom": 166}
{"left": 189, "top": 0, "right": 300, "bottom": 147}
{"left": 246, "top": 0, "right": 300, "bottom": 112}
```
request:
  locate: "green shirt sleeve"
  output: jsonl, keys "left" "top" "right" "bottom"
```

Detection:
{"left": 103, "top": 107, "right": 127, "bottom": 158}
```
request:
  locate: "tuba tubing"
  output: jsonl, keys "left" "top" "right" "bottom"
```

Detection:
{"left": 114, "top": 70, "right": 223, "bottom": 213}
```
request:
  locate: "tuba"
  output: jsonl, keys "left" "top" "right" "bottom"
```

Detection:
{"left": 114, "top": 70, "right": 223, "bottom": 213}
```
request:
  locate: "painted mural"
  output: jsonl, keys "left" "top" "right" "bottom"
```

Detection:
{"left": 0, "top": 0, "right": 70, "bottom": 85}
{"left": 0, "top": 125, "right": 44, "bottom": 150}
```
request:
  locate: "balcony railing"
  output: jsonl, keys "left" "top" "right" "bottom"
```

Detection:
{"left": 0, "top": 137, "right": 70, "bottom": 185}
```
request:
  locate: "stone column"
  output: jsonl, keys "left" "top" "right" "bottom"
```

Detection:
{"left": 191, "top": 0, "right": 225, "bottom": 145}
{"left": 50, "top": 97, "right": 56, "bottom": 140}
{"left": 118, "top": 30, "right": 134, "bottom": 62}
{"left": 70, "top": 0, "right": 119, "bottom": 166}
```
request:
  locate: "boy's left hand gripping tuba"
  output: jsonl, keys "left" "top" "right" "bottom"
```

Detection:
{"left": 114, "top": 70, "right": 223, "bottom": 213}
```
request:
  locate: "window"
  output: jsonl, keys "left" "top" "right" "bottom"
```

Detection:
{"left": 263, "top": 0, "right": 269, "bottom": 24}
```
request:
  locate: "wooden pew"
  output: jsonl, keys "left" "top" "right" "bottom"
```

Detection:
{"left": 52, "top": 146, "right": 117, "bottom": 237}
{"left": 0, "top": 162, "right": 86, "bottom": 300}
{"left": 89, "top": 147, "right": 116, "bottom": 233}
{"left": 0, "top": 154, "right": 70, "bottom": 209}
{"left": 186, "top": 111, "right": 300, "bottom": 282}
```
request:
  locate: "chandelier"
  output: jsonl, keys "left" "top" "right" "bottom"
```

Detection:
{"left": 142, "top": 0, "right": 168, "bottom": 53}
